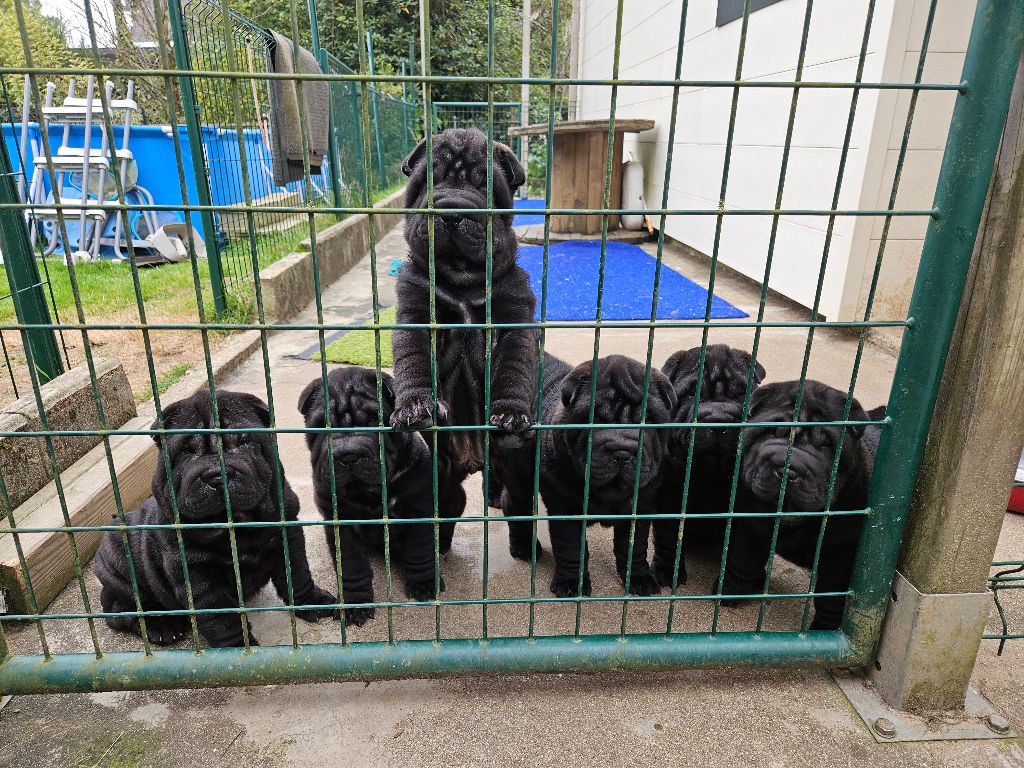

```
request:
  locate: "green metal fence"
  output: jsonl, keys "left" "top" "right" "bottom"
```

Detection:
{"left": 987, "top": 479, "right": 1024, "bottom": 654}
{"left": 171, "top": 0, "right": 417, "bottom": 309}
{"left": 432, "top": 101, "right": 522, "bottom": 155}
{"left": 0, "top": 0, "right": 1022, "bottom": 693}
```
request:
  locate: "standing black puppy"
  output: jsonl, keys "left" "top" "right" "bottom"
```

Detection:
{"left": 541, "top": 355, "right": 676, "bottom": 597}
{"left": 298, "top": 367, "right": 437, "bottom": 627}
{"left": 491, "top": 351, "right": 572, "bottom": 561}
{"left": 721, "top": 380, "right": 883, "bottom": 630}
{"left": 390, "top": 128, "right": 538, "bottom": 553}
{"left": 94, "top": 390, "right": 336, "bottom": 647}
{"left": 653, "top": 344, "right": 766, "bottom": 587}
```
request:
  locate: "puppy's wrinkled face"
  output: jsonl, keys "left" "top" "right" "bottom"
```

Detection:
{"left": 557, "top": 355, "right": 676, "bottom": 492}
{"left": 401, "top": 128, "right": 525, "bottom": 269}
{"left": 741, "top": 381, "right": 868, "bottom": 514}
{"left": 662, "top": 344, "right": 765, "bottom": 462}
{"left": 298, "top": 367, "right": 398, "bottom": 488}
{"left": 153, "top": 390, "right": 274, "bottom": 523}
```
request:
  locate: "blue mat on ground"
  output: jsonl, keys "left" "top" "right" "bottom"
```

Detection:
{"left": 512, "top": 198, "right": 546, "bottom": 227}
{"left": 517, "top": 240, "right": 748, "bottom": 321}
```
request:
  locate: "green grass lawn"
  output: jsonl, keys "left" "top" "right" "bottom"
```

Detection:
{"left": 314, "top": 305, "right": 395, "bottom": 366}
{"left": 0, "top": 218, "right": 331, "bottom": 325}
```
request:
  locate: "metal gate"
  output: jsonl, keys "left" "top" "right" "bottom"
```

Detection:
{"left": 0, "top": 0, "right": 1022, "bottom": 693}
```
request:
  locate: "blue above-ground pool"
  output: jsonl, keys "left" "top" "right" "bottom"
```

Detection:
{"left": 2, "top": 123, "right": 328, "bottom": 258}
{"left": 518, "top": 240, "right": 747, "bottom": 321}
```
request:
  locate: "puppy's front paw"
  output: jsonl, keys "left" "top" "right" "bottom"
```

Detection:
{"left": 653, "top": 556, "right": 686, "bottom": 589}
{"left": 343, "top": 606, "right": 376, "bottom": 627}
{"left": 621, "top": 568, "right": 662, "bottom": 597}
{"left": 489, "top": 407, "right": 533, "bottom": 448}
{"left": 405, "top": 576, "right": 445, "bottom": 602}
{"left": 550, "top": 573, "right": 592, "bottom": 598}
{"left": 294, "top": 586, "right": 338, "bottom": 622}
{"left": 489, "top": 408, "right": 532, "bottom": 434}
{"left": 144, "top": 615, "right": 190, "bottom": 645}
{"left": 390, "top": 396, "right": 449, "bottom": 431}
{"left": 509, "top": 537, "right": 544, "bottom": 562}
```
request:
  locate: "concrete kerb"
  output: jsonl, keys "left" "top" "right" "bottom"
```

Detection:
{"left": 1, "top": 358, "right": 135, "bottom": 510}
{"left": 259, "top": 188, "right": 406, "bottom": 323}
{"left": 137, "top": 330, "right": 265, "bottom": 421}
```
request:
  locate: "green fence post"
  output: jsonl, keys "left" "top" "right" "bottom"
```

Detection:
{"left": 167, "top": 0, "right": 228, "bottom": 317}
{"left": 323, "top": 55, "right": 347, "bottom": 218}
{"left": 307, "top": 0, "right": 344, "bottom": 217}
{"left": 366, "top": 31, "right": 386, "bottom": 183}
{"left": 843, "top": 0, "right": 1024, "bottom": 663}
{"left": 348, "top": 78, "right": 369, "bottom": 197}
{"left": 0, "top": 140, "right": 63, "bottom": 384}
{"left": 401, "top": 60, "right": 410, "bottom": 150}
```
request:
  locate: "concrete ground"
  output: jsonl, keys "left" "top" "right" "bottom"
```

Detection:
{"left": 2, "top": 228, "right": 1022, "bottom": 767}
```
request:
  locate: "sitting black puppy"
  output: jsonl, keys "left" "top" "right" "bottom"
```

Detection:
{"left": 94, "top": 390, "right": 336, "bottom": 647}
{"left": 298, "top": 367, "right": 437, "bottom": 627}
{"left": 390, "top": 128, "right": 539, "bottom": 554}
{"left": 721, "top": 380, "right": 883, "bottom": 630}
{"left": 540, "top": 355, "right": 676, "bottom": 597}
{"left": 653, "top": 344, "right": 766, "bottom": 587}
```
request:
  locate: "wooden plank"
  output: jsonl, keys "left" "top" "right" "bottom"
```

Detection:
{"left": 509, "top": 119, "right": 655, "bottom": 137}
{"left": 610, "top": 131, "right": 625, "bottom": 230}
{"left": 0, "top": 417, "right": 157, "bottom": 614}
{"left": 586, "top": 131, "right": 606, "bottom": 235}
{"left": 551, "top": 132, "right": 574, "bottom": 233}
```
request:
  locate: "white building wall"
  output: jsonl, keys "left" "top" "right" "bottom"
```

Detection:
{"left": 574, "top": 0, "right": 975, "bottom": 325}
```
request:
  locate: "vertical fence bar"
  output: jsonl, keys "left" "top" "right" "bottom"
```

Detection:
{"left": 167, "top": 0, "right": 228, "bottom": 317}
{"left": 844, "top": 0, "right": 1024, "bottom": 661}
{"left": 366, "top": 31, "right": 386, "bottom": 183}
{"left": 308, "top": 0, "right": 344, "bottom": 216}
{"left": 0, "top": 141, "right": 63, "bottom": 383}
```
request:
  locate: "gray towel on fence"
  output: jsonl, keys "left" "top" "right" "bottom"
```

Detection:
{"left": 267, "top": 29, "right": 329, "bottom": 185}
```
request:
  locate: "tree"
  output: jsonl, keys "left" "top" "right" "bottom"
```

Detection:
{"left": 226, "top": 0, "right": 572, "bottom": 106}
{"left": 0, "top": 0, "right": 83, "bottom": 116}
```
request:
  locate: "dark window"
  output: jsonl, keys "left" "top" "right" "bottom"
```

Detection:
{"left": 716, "top": 0, "right": 786, "bottom": 27}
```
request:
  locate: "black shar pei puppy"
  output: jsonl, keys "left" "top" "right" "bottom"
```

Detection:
{"left": 721, "top": 380, "right": 884, "bottom": 630}
{"left": 390, "top": 128, "right": 539, "bottom": 555}
{"left": 298, "top": 367, "right": 438, "bottom": 627}
{"left": 491, "top": 352, "right": 572, "bottom": 561}
{"left": 94, "top": 390, "right": 336, "bottom": 647}
{"left": 541, "top": 355, "right": 676, "bottom": 597}
{"left": 653, "top": 344, "right": 765, "bottom": 587}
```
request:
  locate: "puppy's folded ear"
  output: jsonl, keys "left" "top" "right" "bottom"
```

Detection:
{"left": 560, "top": 372, "right": 585, "bottom": 410}
{"left": 846, "top": 398, "right": 869, "bottom": 439}
{"left": 494, "top": 142, "right": 526, "bottom": 190}
{"left": 297, "top": 378, "right": 324, "bottom": 420}
{"left": 661, "top": 348, "right": 702, "bottom": 397}
{"left": 151, "top": 398, "right": 186, "bottom": 445}
{"left": 648, "top": 369, "right": 677, "bottom": 415}
{"left": 754, "top": 360, "right": 767, "bottom": 385}
{"left": 379, "top": 371, "right": 395, "bottom": 402}
{"left": 402, "top": 138, "right": 428, "bottom": 177}
{"left": 239, "top": 393, "right": 271, "bottom": 427}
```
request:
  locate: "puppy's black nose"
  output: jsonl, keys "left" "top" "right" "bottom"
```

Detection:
{"left": 612, "top": 449, "right": 635, "bottom": 466}
{"left": 332, "top": 451, "right": 362, "bottom": 468}
{"left": 434, "top": 197, "right": 465, "bottom": 222}
{"left": 201, "top": 466, "right": 224, "bottom": 486}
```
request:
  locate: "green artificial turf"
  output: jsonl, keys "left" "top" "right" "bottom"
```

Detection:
{"left": 314, "top": 305, "right": 395, "bottom": 367}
